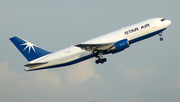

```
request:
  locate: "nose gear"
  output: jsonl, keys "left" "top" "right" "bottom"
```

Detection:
{"left": 158, "top": 32, "right": 163, "bottom": 41}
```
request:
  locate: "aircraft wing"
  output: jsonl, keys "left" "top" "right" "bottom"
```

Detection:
{"left": 75, "top": 43, "right": 113, "bottom": 51}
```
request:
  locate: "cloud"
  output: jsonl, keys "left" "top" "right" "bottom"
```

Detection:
{"left": 0, "top": 59, "right": 103, "bottom": 98}
{"left": 64, "top": 60, "right": 103, "bottom": 86}
{"left": 144, "top": 67, "right": 154, "bottom": 75}
{"left": 119, "top": 63, "right": 154, "bottom": 81}
{"left": 0, "top": 61, "right": 63, "bottom": 94}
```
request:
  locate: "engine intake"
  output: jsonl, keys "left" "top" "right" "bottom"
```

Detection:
{"left": 107, "top": 39, "right": 129, "bottom": 54}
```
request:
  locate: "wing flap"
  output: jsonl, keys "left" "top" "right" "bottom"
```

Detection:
{"left": 75, "top": 43, "right": 113, "bottom": 51}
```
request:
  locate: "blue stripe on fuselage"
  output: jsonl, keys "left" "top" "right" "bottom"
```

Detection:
{"left": 129, "top": 28, "right": 166, "bottom": 44}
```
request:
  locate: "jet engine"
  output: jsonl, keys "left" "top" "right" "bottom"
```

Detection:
{"left": 107, "top": 39, "right": 129, "bottom": 54}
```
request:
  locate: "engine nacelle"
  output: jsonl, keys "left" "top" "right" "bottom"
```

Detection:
{"left": 107, "top": 39, "right": 129, "bottom": 54}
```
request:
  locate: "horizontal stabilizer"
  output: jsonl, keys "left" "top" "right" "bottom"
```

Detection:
{"left": 24, "top": 62, "right": 48, "bottom": 67}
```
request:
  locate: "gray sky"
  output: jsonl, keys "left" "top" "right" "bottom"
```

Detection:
{"left": 0, "top": 0, "right": 180, "bottom": 102}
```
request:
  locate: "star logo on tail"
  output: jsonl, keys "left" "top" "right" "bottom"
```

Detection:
{"left": 21, "top": 42, "right": 37, "bottom": 53}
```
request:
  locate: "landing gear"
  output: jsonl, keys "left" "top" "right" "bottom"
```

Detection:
{"left": 95, "top": 58, "right": 107, "bottom": 64}
{"left": 158, "top": 32, "right": 163, "bottom": 41}
{"left": 94, "top": 51, "right": 107, "bottom": 64}
{"left": 160, "top": 37, "right": 163, "bottom": 41}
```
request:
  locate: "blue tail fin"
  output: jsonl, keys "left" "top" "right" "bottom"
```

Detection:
{"left": 10, "top": 36, "right": 52, "bottom": 62}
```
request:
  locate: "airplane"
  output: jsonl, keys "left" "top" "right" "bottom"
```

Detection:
{"left": 10, "top": 17, "right": 171, "bottom": 71}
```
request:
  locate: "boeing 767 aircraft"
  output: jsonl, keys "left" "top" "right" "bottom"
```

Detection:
{"left": 10, "top": 18, "right": 171, "bottom": 71}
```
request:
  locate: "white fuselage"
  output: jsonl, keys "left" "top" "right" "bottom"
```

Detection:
{"left": 25, "top": 18, "right": 171, "bottom": 71}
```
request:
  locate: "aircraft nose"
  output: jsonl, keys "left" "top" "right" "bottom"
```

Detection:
{"left": 165, "top": 20, "right": 172, "bottom": 27}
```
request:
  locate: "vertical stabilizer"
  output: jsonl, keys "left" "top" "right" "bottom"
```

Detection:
{"left": 10, "top": 36, "right": 52, "bottom": 62}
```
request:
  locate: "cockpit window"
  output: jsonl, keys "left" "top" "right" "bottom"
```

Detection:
{"left": 161, "top": 18, "right": 166, "bottom": 21}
